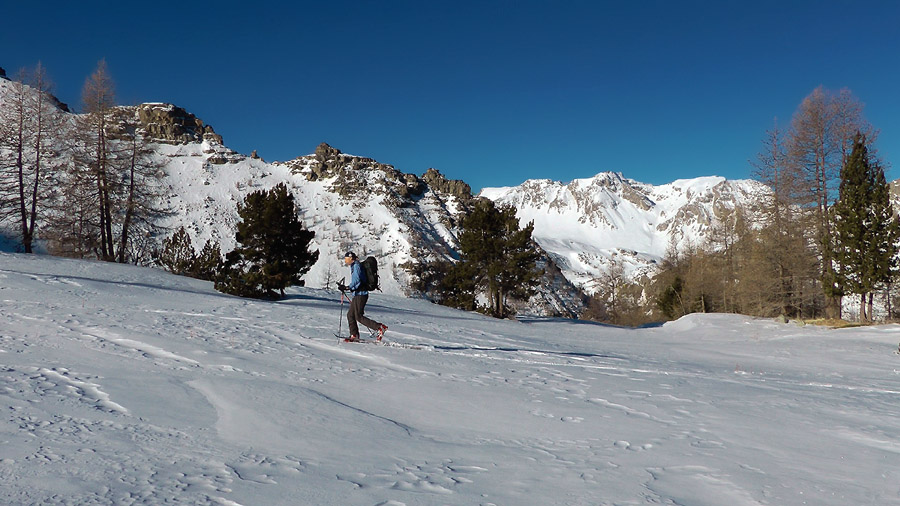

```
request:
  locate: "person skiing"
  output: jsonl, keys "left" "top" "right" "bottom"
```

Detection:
{"left": 338, "top": 251, "right": 387, "bottom": 341}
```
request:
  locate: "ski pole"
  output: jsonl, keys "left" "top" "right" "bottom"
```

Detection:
{"left": 336, "top": 278, "right": 346, "bottom": 337}
{"left": 339, "top": 291, "right": 348, "bottom": 337}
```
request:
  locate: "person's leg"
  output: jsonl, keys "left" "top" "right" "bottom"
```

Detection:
{"left": 354, "top": 295, "right": 382, "bottom": 332}
{"left": 347, "top": 296, "right": 362, "bottom": 337}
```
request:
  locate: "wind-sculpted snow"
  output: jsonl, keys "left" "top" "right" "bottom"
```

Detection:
{"left": 2, "top": 253, "right": 900, "bottom": 504}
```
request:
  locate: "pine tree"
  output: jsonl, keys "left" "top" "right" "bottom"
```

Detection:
{"left": 156, "top": 226, "right": 197, "bottom": 276}
{"left": 215, "top": 183, "right": 319, "bottom": 299}
{"left": 155, "top": 226, "right": 222, "bottom": 281}
{"left": 832, "top": 133, "right": 899, "bottom": 322}
{"left": 193, "top": 240, "right": 223, "bottom": 281}
{"left": 444, "top": 198, "right": 541, "bottom": 318}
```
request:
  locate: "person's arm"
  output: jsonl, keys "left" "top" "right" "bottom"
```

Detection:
{"left": 348, "top": 263, "right": 361, "bottom": 291}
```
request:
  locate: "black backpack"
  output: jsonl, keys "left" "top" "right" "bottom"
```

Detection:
{"left": 362, "top": 256, "right": 379, "bottom": 291}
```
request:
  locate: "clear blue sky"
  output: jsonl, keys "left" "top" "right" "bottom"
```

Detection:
{"left": 4, "top": 0, "right": 900, "bottom": 192}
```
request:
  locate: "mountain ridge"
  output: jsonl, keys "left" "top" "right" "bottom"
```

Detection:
{"left": 0, "top": 76, "right": 772, "bottom": 315}
{"left": 480, "top": 172, "right": 770, "bottom": 293}
{"left": 8, "top": 73, "right": 896, "bottom": 315}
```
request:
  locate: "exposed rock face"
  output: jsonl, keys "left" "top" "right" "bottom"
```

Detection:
{"left": 482, "top": 174, "right": 769, "bottom": 294}
{"left": 0, "top": 67, "right": 6, "bottom": 79}
{"left": 136, "top": 103, "right": 223, "bottom": 144}
{"left": 422, "top": 168, "right": 472, "bottom": 201}
{"left": 288, "top": 143, "right": 473, "bottom": 210}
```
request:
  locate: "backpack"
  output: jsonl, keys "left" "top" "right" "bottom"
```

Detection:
{"left": 362, "top": 256, "right": 380, "bottom": 291}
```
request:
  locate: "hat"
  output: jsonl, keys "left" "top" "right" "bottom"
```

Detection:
{"left": 344, "top": 251, "right": 356, "bottom": 259}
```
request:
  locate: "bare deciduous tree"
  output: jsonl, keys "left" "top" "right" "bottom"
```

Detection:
{"left": 786, "top": 86, "right": 877, "bottom": 319}
{"left": 0, "top": 63, "right": 66, "bottom": 253}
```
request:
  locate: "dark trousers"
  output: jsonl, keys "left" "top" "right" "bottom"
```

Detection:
{"left": 348, "top": 294, "right": 381, "bottom": 337}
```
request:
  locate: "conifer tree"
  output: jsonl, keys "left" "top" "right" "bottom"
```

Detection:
{"left": 752, "top": 120, "right": 818, "bottom": 317}
{"left": 444, "top": 198, "right": 541, "bottom": 318}
{"left": 156, "top": 226, "right": 197, "bottom": 276}
{"left": 832, "top": 133, "right": 899, "bottom": 322}
{"left": 786, "top": 87, "right": 877, "bottom": 318}
{"left": 155, "top": 226, "right": 222, "bottom": 281}
{"left": 108, "top": 108, "right": 171, "bottom": 264}
{"left": 215, "top": 183, "right": 319, "bottom": 299}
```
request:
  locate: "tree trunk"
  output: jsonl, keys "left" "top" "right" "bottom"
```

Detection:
{"left": 860, "top": 293, "right": 867, "bottom": 323}
{"left": 825, "top": 294, "right": 842, "bottom": 320}
{"left": 118, "top": 139, "right": 137, "bottom": 263}
{"left": 887, "top": 285, "right": 894, "bottom": 320}
{"left": 15, "top": 111, "right": 29, "bottom": 253}
{"left": 867, "top": 292, "right": 874, "bottom": 323}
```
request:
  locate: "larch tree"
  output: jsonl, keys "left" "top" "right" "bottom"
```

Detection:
{"left": 786, "top": 86, "right": 877, "bottom": 319}
{"left": 107, "top": 107, "right": 171, "bottom": 264}
{"left": 78, "top": 59, "right": 117, "bottom": 260}
{"left": 0, "top": 63, "right": 65, "bottom": 253}
{"left": 752, "top": 119, "right": 819, "bottom": 317}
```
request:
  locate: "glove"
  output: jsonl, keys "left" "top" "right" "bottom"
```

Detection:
{"left": 337, "top": 282, "right": 348, "bottom": 292}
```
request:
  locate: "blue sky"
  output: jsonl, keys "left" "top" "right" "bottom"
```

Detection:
{"left": 4, "top": 1, "right": 900, "bottom": 192}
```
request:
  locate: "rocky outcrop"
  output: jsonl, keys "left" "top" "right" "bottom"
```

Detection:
{"left": 136, "top": 103, "right": 223, "bottom": 144}
{"left": 482, "top": 174, "right": 769, "bottom": 295}
{"left": 0, "top": 67, "right": 6, "bottom": 80}
{"left": 292, "top": 143, "right": 470, "bottom": 208}
{"left": 422, "top": 168, "right": 472, "bottom": 201}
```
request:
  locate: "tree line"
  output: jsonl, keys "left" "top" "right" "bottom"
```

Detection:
{"left": 587, "top": 87, "right": 899, "bottom": 325}
{"left": 0, "top": 61, "right": 321, "bottom": 300}
{"left": 0, "top": 60, "right": 537, "bottom": 309}
{"left": 3, "top": 62, "right": 896, "bottom": 320}
{"left": 0, "top": 60, "right": 168, "bottom": 262}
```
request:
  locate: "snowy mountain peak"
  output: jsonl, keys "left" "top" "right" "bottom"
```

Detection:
{"left": 0, "top": 76, "right": 762, "bottom": 313}
{"left": 481, "top": 173, "right": 769, "bottom": 293}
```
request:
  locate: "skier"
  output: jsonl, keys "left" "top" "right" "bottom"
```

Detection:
{"left": 339, "top": 251, "right": 387, "bottom": 341}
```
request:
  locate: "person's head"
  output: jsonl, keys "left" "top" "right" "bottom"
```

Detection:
{"left": 343, "top": 251, "right": 357, "bottom": 265}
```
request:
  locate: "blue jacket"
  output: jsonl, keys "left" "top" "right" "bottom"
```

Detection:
{"left": 348, "top": 261, "right": 368, "bottom": 296}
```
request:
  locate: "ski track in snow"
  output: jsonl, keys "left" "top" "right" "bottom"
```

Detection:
{"left": 2, "top": 254, "right": 900, "bottom": 504}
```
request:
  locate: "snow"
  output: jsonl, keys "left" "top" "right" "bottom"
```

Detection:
{"left": 2, "top": 252, "right": 900, "bottom": 504}
{"left": 148, "top": 139, "right": 460, "bottom": 298}
{"left": 481, "top": 173, "right": 769, "bottom": 292}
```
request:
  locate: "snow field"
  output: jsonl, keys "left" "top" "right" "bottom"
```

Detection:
{"left": 2, "top": 253, "right": 900, "bottom": 505}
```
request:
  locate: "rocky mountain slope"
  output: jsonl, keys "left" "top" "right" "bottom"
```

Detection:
{"left": 0, "top": 72, "right": 774, "bottom": 316}
{"left": 151, "top": 131, "right": 586, "bottom": 316}
{"left": 9, "top": 70, "right": 896, "bottom": 316}
{"left": 0, "top": 73, "right": 585, "bottom": 315}
{"left": 480, "top": 173, "right": 770, "bottom": 294}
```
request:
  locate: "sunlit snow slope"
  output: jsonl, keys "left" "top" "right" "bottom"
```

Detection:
{"left": 2, "top": 253, "right": 899, "bottom": 505}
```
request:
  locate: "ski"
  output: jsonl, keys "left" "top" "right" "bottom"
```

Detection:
{"left": 335, "top": 333, "right": 381, "bottom": 344}
{"left": 332, "top": 334, "right": 425, "bottom": 349}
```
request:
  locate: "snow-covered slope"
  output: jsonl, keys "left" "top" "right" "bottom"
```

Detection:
{"left": 481, "top": 173, "right": 769, "bottom": 293}
{"left": 154, "top": 137, "right": 470, "bottom": 297}
{"left": 3, "top": 253, "right": 899, "bottom": 505}
{"left": 153, "top": 135, "right": 587, "bottom": 315}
